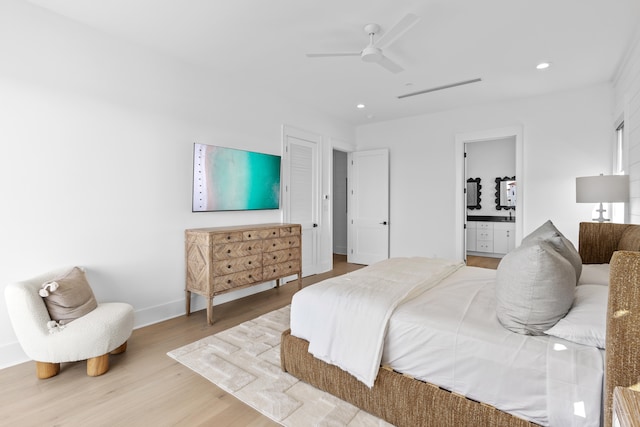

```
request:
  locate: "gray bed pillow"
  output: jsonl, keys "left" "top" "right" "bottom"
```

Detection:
{"left": 496, "top": 240, "right": 576, "bottom": 335}
{"left": 522, "top": 220, "right": 582, "bottom": 283}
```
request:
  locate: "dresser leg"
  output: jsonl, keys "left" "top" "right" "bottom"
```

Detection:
{"left": 297, "top": 272, "right": 302, "bottom": 290}
{"left": 185, "top": 290, "right": 191, "bottom": 316}
{"left": 275, "top": 278, "right": 280, "bottom": 288}
{"left": 207, "top": 298, "right": 214, "bottom": 325}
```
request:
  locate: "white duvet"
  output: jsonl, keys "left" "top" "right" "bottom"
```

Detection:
{"left": 290, "top": 261, "right": 605, "bottom": 427}
{"left": 290, "top": 257, "right": 462, "bottom": 387}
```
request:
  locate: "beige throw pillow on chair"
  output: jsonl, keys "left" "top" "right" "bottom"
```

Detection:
{"left": 39, "top": 266, "right": 98, "bottom": 325}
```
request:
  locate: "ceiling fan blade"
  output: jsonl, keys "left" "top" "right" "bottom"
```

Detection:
{"left": 397, "top": 78, "right": 483, "bottom": 99}
{"left": 374, "top": 13, "right": 420, "bottom": 49}
{"left": 377, "top": 55, "right": 404, "bottom": 73}
{"left": 306, "top": 52, "right": 361, "bottom": 58}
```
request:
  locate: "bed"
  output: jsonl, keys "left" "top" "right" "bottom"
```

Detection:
{"left": 280, "top": 222, "right": 640, "bottom": 427}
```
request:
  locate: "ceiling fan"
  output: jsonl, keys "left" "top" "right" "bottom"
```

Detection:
{"left": 306, "top": 13, "right": 420, "bottom": 74}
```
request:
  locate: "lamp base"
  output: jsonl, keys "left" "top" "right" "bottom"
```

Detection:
{"left": 592, "top": 202, "right": 610, "bottom": 223}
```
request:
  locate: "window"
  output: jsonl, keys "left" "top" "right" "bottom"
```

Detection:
{"left": 615, "top": 121, "right": 625, "bottom": 174}
{"left": 612, "top": 121, "right": 625, "bottom": 223}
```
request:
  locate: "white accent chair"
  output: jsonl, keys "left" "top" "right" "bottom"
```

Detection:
{"left": 4, "top": 267, "right": 134, "bottom": 379}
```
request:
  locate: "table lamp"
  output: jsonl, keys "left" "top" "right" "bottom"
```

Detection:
{"left": 575, "top": 174, "right": 629, "bottom": 222}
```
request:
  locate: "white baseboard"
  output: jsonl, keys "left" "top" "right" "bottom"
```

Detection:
{"left": 0, "top": 342, "right": 28, "bottom": 370}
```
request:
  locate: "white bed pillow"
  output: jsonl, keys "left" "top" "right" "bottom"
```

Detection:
{"left": 578, "top": 264, "right": 610, "bottom": 286}
{"left": 522, "top": 220, "right": 582, "bottom": 283}
{"left": 496, "top": 240, "right": 576, "bottom": 335}
{"left": 544, "top": 284, "right": 607, "bottom": 348}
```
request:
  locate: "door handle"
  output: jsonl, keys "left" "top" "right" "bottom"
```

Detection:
{"left": 380, "top": 221, "right": 388, "bottom": 225}
{"left": 313, "top": 223, "right": 318, "bottom": 228}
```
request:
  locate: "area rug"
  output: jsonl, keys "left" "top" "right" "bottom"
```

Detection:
{"left": 167, "top": 305, "right": 391, "bottom": 426}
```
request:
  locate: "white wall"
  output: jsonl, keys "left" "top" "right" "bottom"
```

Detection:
{"left": 613, "top": 32, "right": 640, "bottom": 223}
{"left": 0, "top": 0, "right": 353, "bottom": 368}
{"left": 356, "top": 83, "right": 614, "bottom": 260}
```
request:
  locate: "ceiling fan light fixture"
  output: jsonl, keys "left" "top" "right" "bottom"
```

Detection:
{"left": 356, "top": 103, "right": 366, "bottom": 109}
{"left": 536, "top": 62, "right": 551, "bottom": 70}
{"left": 361, "top": 46, "right": 383, "bottom": 62}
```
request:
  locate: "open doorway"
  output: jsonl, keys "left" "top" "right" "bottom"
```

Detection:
{"left": 330, "top": 146, "right": 389, "bottom": 269}
{"left": 465, "top": 137, "right": 516, "bottom": 266}
{"left": 455, "top": 126, "right": 524, "bottom": 262}
{"left": 332, "top": 149, "right": 349, "bottom": 257}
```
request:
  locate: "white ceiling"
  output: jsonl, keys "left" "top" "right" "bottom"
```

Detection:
{"left": 24, "top": 0, "right": 640, "bottom": 126}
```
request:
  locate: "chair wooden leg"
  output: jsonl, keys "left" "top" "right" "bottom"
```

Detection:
{"left": 36, "top": 361, "right": 60, "bottom": 379}
{"left": 87, "top": 354, "right": 109, "bottom": 376}
{"left": 110, "top": 341, "right": 127, "bottom": 355}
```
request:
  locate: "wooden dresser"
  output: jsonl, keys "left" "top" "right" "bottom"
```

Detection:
{"left": 185, "top": 223, "right": 302, "bottom": 325}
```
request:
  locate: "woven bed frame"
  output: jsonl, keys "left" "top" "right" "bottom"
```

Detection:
{"left": 281, "top": 222, "right": 640, "bottom": 427}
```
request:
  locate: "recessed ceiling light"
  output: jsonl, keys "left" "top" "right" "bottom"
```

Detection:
{"left": 356, "top": 104, "right": 365, "bottom": 109}
{"left": 536, "top": 62, "right": 551, "bottom": 70}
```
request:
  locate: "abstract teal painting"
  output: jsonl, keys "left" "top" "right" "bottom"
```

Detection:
{"left": 193, "top": 143, "right": 281, "bottom": 211}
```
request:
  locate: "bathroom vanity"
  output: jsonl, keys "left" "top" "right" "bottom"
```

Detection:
{"left": 466, "top": 215, "right": 516, "bottom": 257}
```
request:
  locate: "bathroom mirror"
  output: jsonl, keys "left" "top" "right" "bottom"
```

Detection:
{"left": 466, "top": 177, "right": 482, "bottom": 210}
{"left": 495, "top": 176, "right": 516, "bottom": 210}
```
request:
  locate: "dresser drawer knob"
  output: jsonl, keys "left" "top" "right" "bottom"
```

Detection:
{"left": 248, "top": 234, "right": 251, "bottom": 238}
{"left": 227, "top": 279, "right": 231, "bottom": 284}
{"left": 273, "top": 243, "right": 276, "bottom": 247}
{"left": 248, "top": 274, "right": 252, "bottom": 278}
{"left": 248, "top": 246, "right": 252, "bottom": 250}
{"left": 227, "top": 236, "right": 231, "bottom": 240}
{"left": 248, "top": 261, "right": 252, "bottom": 265}
{"left": 272, "top": 231, "right": 276, "bottom": 235}
{"left": 227, "top": 265, "right": 231, "bottom": 268}
{"left": 227, "top": 249, "right": 231, "bottom": 254}
{"left": 273, "top": 269, "right": 276, "bottom": 273}
{"left": 273, "top": 256, "right": 277, "bottom": 260}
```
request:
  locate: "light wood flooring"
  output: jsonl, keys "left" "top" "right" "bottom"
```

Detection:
{"left": 0, "top": 254, "right": 496, "bottom": 426}
{"left": 466, "top": 255, "right": 502, "bottom": 269}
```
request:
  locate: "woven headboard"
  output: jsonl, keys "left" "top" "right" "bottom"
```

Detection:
{"left": 578, "top": 222, "right": 640, "bottom": 264}
{"left": 605, "top": 250, "right": 640, "bottom": 427}
{"left": 580, "top": 222, "right": 640, "bottom": 426}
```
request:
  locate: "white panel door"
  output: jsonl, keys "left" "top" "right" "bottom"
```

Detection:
{"left": 348, "top": 149, "right": 389, "bottom": 265}
{"left": 284, "top": 132, "right": 320, "bottom": 277}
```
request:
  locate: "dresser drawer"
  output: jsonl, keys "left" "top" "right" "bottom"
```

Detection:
{"left": 213, "top": 267, "right": 263, "bottom": 293}
{"left": 210, "top": 231, "right": 243, "bottom": 244}
{"left": 263, "top": 260, "right": 300, "bottom": 281}
{"left": 264, "top": 236, "right": 301, "bottom": 252}
{"left": 263, "top": 248, "right": 300, "bottom": 266}
{"left": 477, "top": 222, "right": 494, "bottom": 230}
{"left": 212, "top": 241, "right": 263, "bottom": 260}
{"left": 244, "top": 228, "right": 279, "bottom": 240}
{"left": 212, "top": 254, "right": 262, "bottom": 275}
{"left": 279, "top": 225, "right": 301, "bottom": 236}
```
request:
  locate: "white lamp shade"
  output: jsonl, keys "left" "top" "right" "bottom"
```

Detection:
{"left": 576, "top": 175, "right": 629, "bottom": 203}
